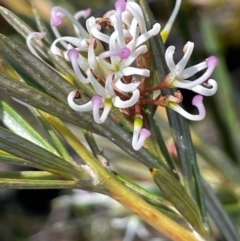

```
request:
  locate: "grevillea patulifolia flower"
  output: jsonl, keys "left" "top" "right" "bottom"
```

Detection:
{"left": 27, "top": 0, "right": 218, "bottom": 150}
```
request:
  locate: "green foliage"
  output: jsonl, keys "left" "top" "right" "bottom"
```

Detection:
{"left": 0, "top": 1, "right": 239, "bottom": 240}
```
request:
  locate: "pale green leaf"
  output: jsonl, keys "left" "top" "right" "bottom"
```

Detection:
{"left": 152, "top": 168, "right": 206, "bottom": 236}
{"left": 0, "top": 100, "right": 59, "bottom": 155}
{"left": 0, "top": 127, "right": 90, "bottom": 181}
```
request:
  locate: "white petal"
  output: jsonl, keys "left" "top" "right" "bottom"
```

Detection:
{"left": 93, "top": 100, "right": 112, "bottom": 124}
{"left": 68, "top": 51, "right": 89, "bottom": 84}
{"left": 128, "top": 18, "right": 138, "bottom": 42}
{"left": 74, "top": 8, "right": 91, "bottom": 20}
{"left": 59, "top": 7, "right": 89, "bottom": 38}
{"left": 108, "top": 30, "right": 131, "bottom": 65}
{"left": 51, "top": 7, "right": 89, "bottom": 38}
{"left": 169, "top": 100, "right": 205, "bottom": 121}
{"left": 171, "top": 105, "right": 202, "bottom": 120}
{"left": 182, "top": 61, "right": 207, "bottom": 79}
{"left": 77, "top": 55, "right": 89, "bottom": 72}
{"left": 26, "top": 32, "right": 46, "bottom": 59}
{"left": 113, "top": 89, "right": 140, "bottom": 108}
{"left": 126, "top": 2, "right": 146, "bottom": 34}
{"left": 121, "top": 45, "right": 147, "bottom": 67}
{"left": 105, "top": 72, "right": 116, "bottom": 98}
{"left": 88, "top": 41, "right": 101, "bottom": 74}
{"left": 134, "top": 23, "right": 161, "bottom": 48}
{"left": 122, "top": 11, "right": 133, "bottom": 27}
{"left": 177, "top": 41, "right": 194, "bottom": 73}
{"left": 87, "top": 70, "right": 106, "bottom": 97}
{"left": 175, "top": 61, "right": 216, "bottom": 89}
{"left": 132, "top": 117, "right": 143, "bottom": 150}
{"left": 132, "top": 128, "right": 151, "bottom": 151}
{"left": 90, "top": 23, "right": 110, "bottom": 44}
{"left": 51, "top": 26, "right": 68, "bottom": 48}
{"left": 122, "top": 67, "right": 150, "bottom": 77}
{"left": 68, "top": 91, "right": 93, "bottom": 111}
{"left": 86, "top": 16, "right": 96, "bottom": 33}
{"left": 51, "top": 37, "right": 87, "bottom": 56}
{"left": 109, "top": 14, "right": 118, "bottom": 31}
{"left": 98, "top": 51, "right": 115, "bottom": 71}
{"left": 165, "top": 46, "right": 176, "bottom": 73}
{"left": 191, "top": 79, "right": 218, "bottom": 96}
{"left": 74, "top": 9, "right": 91, "bottom": 36}
{"left": 115, "top": 9, "right": 125, "bottom": 48}
{"left": 114, "top": 77, "right": 140, "bottom": 92}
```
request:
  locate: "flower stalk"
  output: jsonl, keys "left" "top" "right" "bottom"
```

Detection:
{"left": 44, "top": 112, "right": 201, "bottom": 241}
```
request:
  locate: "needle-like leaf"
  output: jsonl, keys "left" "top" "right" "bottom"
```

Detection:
{"left": 0, "top": 127, "right": 91, "bottom": 181}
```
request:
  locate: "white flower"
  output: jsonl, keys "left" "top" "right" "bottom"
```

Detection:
{"left": 68, "top": 71, "right": 140, "bottom": 124}
{"left": 168, "top": 95, "right": 206, "bottom": 121}
{"left": 26, "top": 32, "right": 46, "bottom": 59}
{"left": 132, "top": 115, "right": 151, "bottom": 151}
{"left": 165, "top": 41, "right": 218, "bottom": 96}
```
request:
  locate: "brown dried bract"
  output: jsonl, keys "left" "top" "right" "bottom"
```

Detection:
{"left": 96, "top": 18, "right": 113, "bottom": 28}
{"left": 147, "top": 90, "right": 183, "bottom": 107}
{"left": 74, "top": 90, "right": 82, "bottom": 99}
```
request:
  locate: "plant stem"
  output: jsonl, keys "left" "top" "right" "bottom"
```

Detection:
{"left": 45, "top": 113, "right": 200, "bottom": 241}
{"left": 102, "top": 175, "right": 200, "bottom": 241}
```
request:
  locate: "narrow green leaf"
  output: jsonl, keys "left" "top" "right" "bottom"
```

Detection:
{"left": 0, "top": 6, "right": 48, "bottom": 58}
{"left": 0, "top": 55, "right": 73, "bottom": 162}
{"left": 152, "top": 168, "right": 206, "bottom": 236}
{"left": 145, "top": 108, "right": 171, "bottom": 169}
{"left": 0, "top": 178, "right": 80, "bottom": 189}
{"left": 139, "top": 0, "right": 206, "bottom": 219}
{"left": 0, "top": 54, "right": 20, "bottom": 80}
{"left": 0, "top": 99, "right": 59, "bottom": 155}
{"left": 0, "top": 73, "right": 99, "bottom": 132}
{"left": 0, "top": 127, "right": 90, "bottom": 181}
{"left": 83, "top": 130, "right": 103, "bottom": 159}
{"left": 0, "top": 34, "right": 72, "bottom": 102}
{"left": 32, "top": 109, "right": 73, "bottom": 163}
{"left": 0, "top": 6, "right": 86, "bottom": 89}
{"left": 203, "top": 180, "right": 240, "bottom": 241}
{"left": 0, "top": 149, "right": 72, "bottom": 172}
{"left": 0, "top": 149, "right": 42, "bottom": 169}
{"left": 144, "top": 47, "right": 175, "bottom": 170}
{"left": 0, "top": 171, "right": 59, "bottom": 180}
{"left": 139, "top": 0, "right": 193, "bottom": 190}
{"left": 0, "top": 57, "right": 73, "bottom": 162}
{"left": 115, "top": 172, "right": 179, "bottom": 216}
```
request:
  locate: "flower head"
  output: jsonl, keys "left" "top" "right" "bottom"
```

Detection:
{"left": 165, "top": 41, "right": 218, "bottom": 96}
{"left": 26, "top": 0, "right": 218, "bottom": 151}
{"left": 132, "top": 116, "right": 151, "bottom": 150}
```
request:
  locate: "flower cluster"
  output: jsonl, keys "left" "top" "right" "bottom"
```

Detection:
{"left": 49, "top": 0, "right": 163, "bottom": 151}
{"left": 164, "top": 41, "right": 218, "bottom": 120}
{"left": 27, "top": 0, "right": 218, "bottom": 151}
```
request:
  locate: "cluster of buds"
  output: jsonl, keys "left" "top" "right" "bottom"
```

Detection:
{"left": 27, "top": 0, "right": 218, "bottom": 151}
